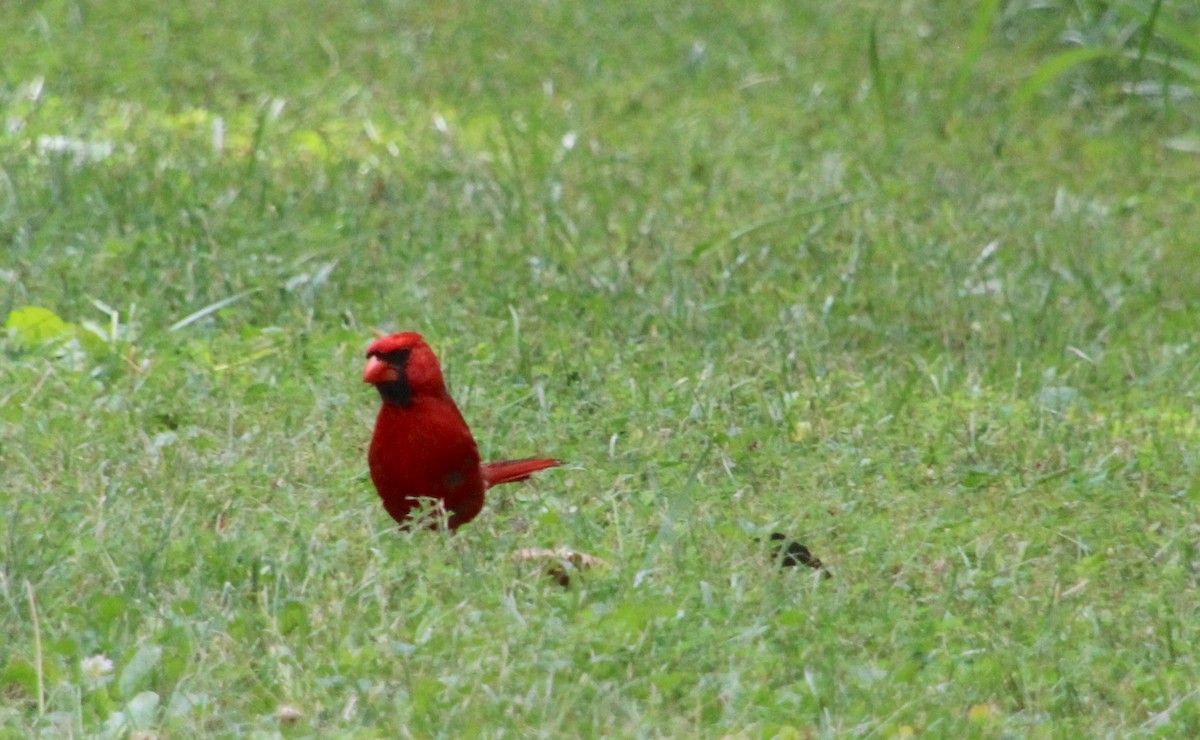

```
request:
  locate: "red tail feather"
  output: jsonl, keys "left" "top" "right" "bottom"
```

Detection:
{"left": 482, "top": 458, "right": 561, "bottom": 488}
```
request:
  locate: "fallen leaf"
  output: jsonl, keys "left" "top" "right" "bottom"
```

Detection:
{"left": 276, "top": 705, "right": 303, "bottom": 724}
{"left": 515, "top": 547, "right": 610, "bottom": 587}
{"left": 767, "top": 533, "right": 831, "bottom": 578}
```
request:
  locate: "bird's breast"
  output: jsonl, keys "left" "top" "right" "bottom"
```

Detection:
{"left": 369, "top": 398, "right": 484, "bottom": 505}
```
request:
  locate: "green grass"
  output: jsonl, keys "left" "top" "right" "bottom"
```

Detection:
{"left": 3, "top": 0, "right": 1200, "bottom": 736}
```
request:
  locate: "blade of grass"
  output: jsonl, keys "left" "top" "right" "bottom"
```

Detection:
{"left": 1127, "top": 49, "right": 1200, "bottom": 83}
{"left": 948, "top": 0, "right": 1001, "bottom": 112}
{"left": 867, "top": 21, "right": 890, "bottom": 137}
{"left": 1120, "top": 0, "right": 1200, "bottom": 62}
{"left": 1013, "top": 47, "right": 1118, "bottom": 109}
{"left": 168, "top": 290, "right": 258, "bottom": 332}
{"left": 25, "top": 581, "right": 44, "bottom": 720}
{"left": 692, "top": 195, "right": 867, "bottom": 260}
{"left": 1132, "top": 0, "right": 1165, "bottom": 78}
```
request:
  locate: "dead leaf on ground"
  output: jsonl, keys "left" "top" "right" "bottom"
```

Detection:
{"left": 767, "top": 533, "right": 832, "bottom": 578}
{"left": 514, "top": 547, "right": 610, "bottom": 587}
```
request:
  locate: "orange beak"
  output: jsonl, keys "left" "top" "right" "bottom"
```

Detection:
{"left": 363, "top": 356, "right": 400, "bottom": 384}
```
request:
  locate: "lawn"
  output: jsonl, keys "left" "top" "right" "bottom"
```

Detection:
{"left": 3, "top": 0, "right": 1200, "bottom": 736}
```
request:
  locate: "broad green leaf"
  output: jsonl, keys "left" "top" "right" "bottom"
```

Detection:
{"left": 5, "top": 305, "right": 73, "bottom": 345}
{"left": 119, "top": 643, "right": 162, "bottom": 699}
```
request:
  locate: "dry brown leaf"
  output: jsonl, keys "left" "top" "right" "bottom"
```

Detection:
{"left": 275, "top": 704, "right": 304, "bottom": 724}
{"left": 514, "top": 547, "right": 610, "bottom": 587}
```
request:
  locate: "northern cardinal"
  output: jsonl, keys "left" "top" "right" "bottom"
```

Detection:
{"left": 363, "top": 332, "right": 560, "bottom": 530}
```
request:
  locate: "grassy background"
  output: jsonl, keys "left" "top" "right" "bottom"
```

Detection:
{"left": 3, "top": 0, "right": 1199, "bottom": 735}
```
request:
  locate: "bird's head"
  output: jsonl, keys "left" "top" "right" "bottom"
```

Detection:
{"left": 363, "top": 332, "right": 447, "bottom": 405}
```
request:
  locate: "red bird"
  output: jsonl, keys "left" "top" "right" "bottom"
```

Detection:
{"left": 363, "top": 332, "right": 560, "bottom": 530}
